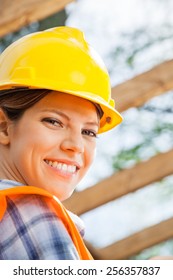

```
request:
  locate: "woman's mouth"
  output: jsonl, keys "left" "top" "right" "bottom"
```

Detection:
{"left": 44, "top": 159, "right": 78, "bottom": 174}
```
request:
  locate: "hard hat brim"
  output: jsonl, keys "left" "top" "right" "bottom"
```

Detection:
{"left": 0, "top": 81, "right": 123, "bottom": 133}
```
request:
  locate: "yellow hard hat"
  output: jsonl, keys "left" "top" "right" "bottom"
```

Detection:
{"left": 0, "top": 26, "right": 123, "bottom": 133}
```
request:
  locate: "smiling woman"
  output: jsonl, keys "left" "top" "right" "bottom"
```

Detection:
{"left": 0, "top": 26, "right": 122, "bottom": 260}
{"left": 1, "top": 90, "right": 99, "bottom": 201}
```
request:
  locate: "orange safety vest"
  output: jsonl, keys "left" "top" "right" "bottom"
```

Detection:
{"left": 0, "top": 186, "right": 93, "bottom": 260}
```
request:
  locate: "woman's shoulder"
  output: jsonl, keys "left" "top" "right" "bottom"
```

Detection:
{"left": 0, "top": 190, "right": 80, "bottom": 259}
{"left": 0, "top": 179, "right": 23, "bottom": 190}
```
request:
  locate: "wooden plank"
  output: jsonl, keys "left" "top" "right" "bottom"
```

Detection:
{"left": 112, "top": 59, "right": 173, "bottom": 112}
{"left": 97, "top": 217, "right": 173, "bottom": 259}
{"left": 64, "top": 149, "right": 173, "bottom": 215}
{"left": 0, "top": 0, "right": 74, "bottom": 37}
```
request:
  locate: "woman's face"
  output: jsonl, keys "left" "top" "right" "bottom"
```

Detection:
{"left": 7, "top": 92, "right": 99, "bottom": 200}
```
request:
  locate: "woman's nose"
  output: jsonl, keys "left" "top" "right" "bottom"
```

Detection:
{"left": 60, "top": 131, "right": 84, "bottom": 154}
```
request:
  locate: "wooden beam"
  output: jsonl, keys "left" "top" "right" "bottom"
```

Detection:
{"left": 97, "top": 217, "right": 173, "bottom": 259}
{"left": 64, "top": 149, "right": 173, "bottom": 215}
{"left": 0, "top": 0, "right": 74, "bottom": 37}
{"left": 112, "top": 59, "right": 173, "bottom": 112}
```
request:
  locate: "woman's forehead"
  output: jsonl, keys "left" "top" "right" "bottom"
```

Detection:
{"left": 38, "top": 91, "right": 98, "bottom": 112}
{"left": 28, "top": 91, "right": 99, "bottom": 122}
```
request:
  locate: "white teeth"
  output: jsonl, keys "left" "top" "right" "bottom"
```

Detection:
{"left": 71, "top": 165, "right": 76, "bottom": 173}
{"left": 57, "top": 163, "right": 62, "bottom": 170}
{"left": 45, "top": 160, "right": 77, "bottom": 173}
{"left": 62, "top": 164, "right": 67, "bottom": 171}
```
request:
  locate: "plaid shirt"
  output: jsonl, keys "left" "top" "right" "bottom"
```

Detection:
{"left": 0, "top": 180, "right": 85, "bottom": 260}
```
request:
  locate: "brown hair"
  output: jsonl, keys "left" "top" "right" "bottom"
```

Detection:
{"left": 0, "top": 87, "right": 103, "bottom": 121}
{"left": 0, "top": 88, "right": 51, "bottom": 121}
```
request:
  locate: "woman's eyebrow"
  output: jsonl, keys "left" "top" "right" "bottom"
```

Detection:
{"left": 40, "top": 109, "right": 70, "bottom": 120}
{"left": 40, "top": 108, "right": 99, "bottom": 127}
{"left": 85, "top": 121, "right": 99, "bottom": 127}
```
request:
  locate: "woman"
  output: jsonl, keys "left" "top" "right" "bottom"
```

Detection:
{"left": 0, "top": 26, "right": 123, "bottom": 259}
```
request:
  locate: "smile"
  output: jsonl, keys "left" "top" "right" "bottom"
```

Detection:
{"left": 44, "top": 159, "right": 78, "bottom": 174}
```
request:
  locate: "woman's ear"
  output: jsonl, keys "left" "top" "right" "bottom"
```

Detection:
{"left": 0, "top": 109, "right": 11, "bottom": 145}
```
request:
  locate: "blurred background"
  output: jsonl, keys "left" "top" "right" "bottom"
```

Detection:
{"left": 1, "top": 0, "right": 173, "bottom": 259}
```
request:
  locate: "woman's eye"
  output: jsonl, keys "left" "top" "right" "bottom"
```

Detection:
{"left": 42, "top": 118, "right": 63, "bottom": 127}
{"left": 82, "top": 129, "right": 97, "bottom": 138}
